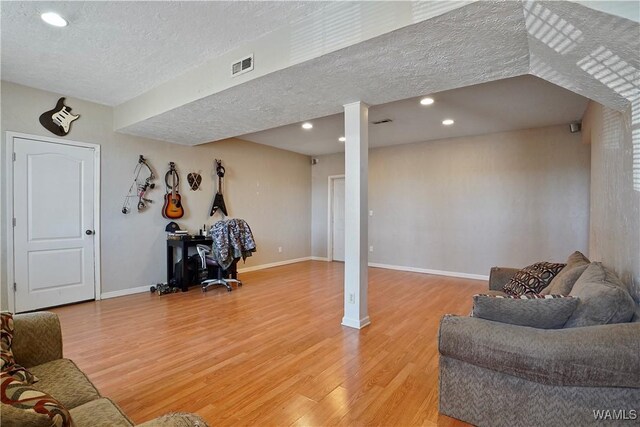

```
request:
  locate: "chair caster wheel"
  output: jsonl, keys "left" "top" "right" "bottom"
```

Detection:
{"left": 227, "top": 288, "right": 232, "bottom": 292}
{"left": 150, "top": 286, "right": 156, "bottom": 293}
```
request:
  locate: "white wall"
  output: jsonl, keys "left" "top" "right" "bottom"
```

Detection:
{"left": 584, "top": 101, "right": 640, "bottom": 302}
{"left": 1, "top": 81, "right": 311, "bottom": 309}
{"left": 312, "top": 125, "right": 591, "bottom": 276}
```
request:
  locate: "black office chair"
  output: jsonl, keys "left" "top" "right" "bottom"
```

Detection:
{"left": 196, "top": 245, "right": 242, "bottom": 292}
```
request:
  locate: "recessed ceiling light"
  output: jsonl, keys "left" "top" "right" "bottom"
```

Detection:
{"left": 302, "top": 122, "right": 313, "bottom": 130}
{"left": 442, "top": 119, "right": 455, "bottom": 126}
{"left": 338, "top": 136, "right": 346, "bottom": 142}
{"left": 41, "top": 12, "right": 68, "bottom": 27}
{"left": 420, "top": 97, "right": 434, "bottom": 106}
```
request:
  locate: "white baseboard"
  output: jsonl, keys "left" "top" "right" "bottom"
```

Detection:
{"left": 100, "top": 257, "right": 313, "bottom": 298}
{"left": 101, "top": 285, "right": 150, "bottom": 300}
{"left": 99, "top": 259, "right": 485, "bottom": 299}
{"left": 341, "top": 315, "right": 371, "bottom": 329}
{"left": 311, "top": 256, "right": 330, "bottom": 262}
{"left": 368, "top": 262, "right": 489, "bottom": 281}
{"left": 237, "top": 257, "right": 312, "bottom": 273}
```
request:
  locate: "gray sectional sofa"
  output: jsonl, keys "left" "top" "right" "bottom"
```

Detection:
{"left": 438, "top": 265, "right": 640, "bottom": 426}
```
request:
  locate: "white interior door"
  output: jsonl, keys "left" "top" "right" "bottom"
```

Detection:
{"left": 13, "top": 137, "right": 96, "bottom": 312}
{"left": 332, "top": 178, "right": 345, "bottom": 262}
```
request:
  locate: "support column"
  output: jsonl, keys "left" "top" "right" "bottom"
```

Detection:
{"left": 342, "top": 101, "right": 370, "bottom": 329}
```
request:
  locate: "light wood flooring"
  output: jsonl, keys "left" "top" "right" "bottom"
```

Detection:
{"left": 51, "top": 261, "right": 484, "bottom": 426}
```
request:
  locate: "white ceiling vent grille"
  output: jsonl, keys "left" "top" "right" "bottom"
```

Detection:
{"left": 231, "top": 54, "right": 254, "bottom": 77}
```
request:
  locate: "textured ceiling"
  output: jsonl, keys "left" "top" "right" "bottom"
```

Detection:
{"left": 524, "top": 0, "right": 638, "bottom": 111}
{"left": 118, "top": 1, "right": 530, "bottom": 145}
{"left": 239, "top": 75, "right": 589, "bottom": 156}
{"left": 117, "top": 0, "right": 637, "bottom": 149}
{"left": 2, "top": 0, "right": 637, "bottom": 154}
{"left": 0, "top": 1, "right": 331, "bottom": 105}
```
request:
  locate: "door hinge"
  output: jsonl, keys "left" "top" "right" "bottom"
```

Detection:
{"left": 13, "top": 283, "right": 16, "bottom": 292}
{"left": 12, "top": 218, "right": 16, "bottom": 227}
{"left": 12, "top": 152, "right": 16, "bottom": 161}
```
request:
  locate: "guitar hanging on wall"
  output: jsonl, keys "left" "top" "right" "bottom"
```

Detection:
{"left": 162, "top": 162, "right": 184, "bottom": 219}
{"left": 210, "top": 159, "right": 228, "bottom": 217}
{"left": 39, "top": 97, "right": 80, "bottom": 136}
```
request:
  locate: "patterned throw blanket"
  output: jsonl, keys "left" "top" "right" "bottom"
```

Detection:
{"left": 211, "top": 218, "right": 257, "bottom": 270}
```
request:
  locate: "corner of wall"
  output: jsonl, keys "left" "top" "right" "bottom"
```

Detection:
{"left": 580, "top": 100, "right": 595, "bottom": 145}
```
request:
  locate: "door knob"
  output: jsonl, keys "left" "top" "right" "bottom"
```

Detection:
{"left": 85, "top": 230, "right": 95, "bottom": 235}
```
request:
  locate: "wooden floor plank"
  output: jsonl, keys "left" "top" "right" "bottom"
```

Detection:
{"left": 50, "top": 261, "right": 480, "bottom": 426}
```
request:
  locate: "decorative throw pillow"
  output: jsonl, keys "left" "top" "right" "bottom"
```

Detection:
{"left": 471, "top": 294, "right": 578, "bottom": 329}
{"left": 1, "top": 312, "right": 38, "bottom": 384}
{"left": 564, "top": 262, "right": 636, "bottom": 328}
{"left": 541, "top": 251, "right": 590, "bottom": 295}
{"left": 1, "top": 312, "right": 13, "bottom": 370}
{"left": 502, "top": 262, "right": 566, "bottom": 296}
{"left": 0, "top": 372, "right": 73, "bottom": 427}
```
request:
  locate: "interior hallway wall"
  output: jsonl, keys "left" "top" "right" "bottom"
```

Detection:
{"left": 1, "top": 81, "right": 311, "bottom": 309}
{"left": 312, "top": 125, "right": 591, "bottom": 277}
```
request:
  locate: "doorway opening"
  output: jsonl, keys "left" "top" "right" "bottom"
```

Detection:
{"left": 327, "top": 175, "right": 345, "bottom": 262}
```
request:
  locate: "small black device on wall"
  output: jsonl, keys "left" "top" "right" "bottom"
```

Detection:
{"left": 569, "top": 122, "right": 582, "bottom": 133}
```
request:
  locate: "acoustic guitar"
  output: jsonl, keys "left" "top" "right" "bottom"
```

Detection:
{"left": 39, "top": 97, "right": 80, "bottom": 136}
{"left": 162, "top": 162, "right": 184, "bottom": 219}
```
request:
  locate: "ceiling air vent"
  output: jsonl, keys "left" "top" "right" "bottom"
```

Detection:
{"left": 231, "top": 54, "right": 254, "bottom": 77}
{"left": 372, "top": 118, "right": 393, "bottom": 125}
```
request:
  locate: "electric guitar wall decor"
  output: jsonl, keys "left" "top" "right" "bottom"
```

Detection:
{"left": 162, "top": 162, "right": 184, "bottom": 219}
{"left": 210, "top": 159, "right": 228, "bottom": 217}
{"left": 39, "top": 97, "right": 80, "bottom": 136}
